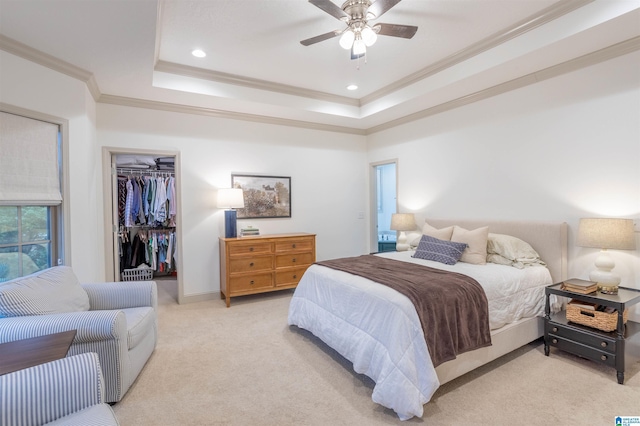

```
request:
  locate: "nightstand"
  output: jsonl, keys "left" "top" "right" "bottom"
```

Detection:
{"left": 544, "top": 283, "right": 640, "bottom": 384}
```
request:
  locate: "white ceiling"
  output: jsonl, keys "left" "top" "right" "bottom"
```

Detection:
{"left": 1, "top": 0, "right": 639, "bottom": 133}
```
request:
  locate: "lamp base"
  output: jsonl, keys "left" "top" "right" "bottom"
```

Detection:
{"left": 224, "top": 210, "right": 238, "bottom": 238}
{"left": 396, "top": 231, "right": 409, "bottom": 252}
{"left": 599, "top": 284, "right": 619, "bottom": 295}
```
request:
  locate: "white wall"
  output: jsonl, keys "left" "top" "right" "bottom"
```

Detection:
{"left": 0, "top": 52, "right": 101, "bottom": 282}
{"left": 367, "top": 51, "right": 640, "bottom": 317}
{"left": 97, "top": 104, "right": 368, "bottom": 298}
{"left": 3, "top": 47, "right": 638, "bottom": 312}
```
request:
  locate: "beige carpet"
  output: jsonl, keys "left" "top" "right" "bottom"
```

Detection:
{"left": 112, "top": 281, "right": 640, "bottom": 425}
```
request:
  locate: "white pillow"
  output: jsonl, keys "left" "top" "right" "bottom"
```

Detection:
{"left": 409, "top": 222, "right": 454, "bottom": 247}
{"left": 451, "top": 225, "right": 489, "bottom": 265}
{"left": 0, "top": 266, "right": 90, "bottom": 317}
{"left": 487, "top": 233, "right": 546, "bottom": 268}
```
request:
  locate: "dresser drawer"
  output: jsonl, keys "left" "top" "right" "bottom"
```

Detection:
{"left": 275, "top": 252, "right": 314, "bottom": 268}
{"left": 228, "top": 242, "right": 272, "bottom": 256}
{"left": 548, "top": 335, "right": 617, "bottom": 368}
{"left": 275, "top": 238, "right": 314, "bottom": 253}
{"left": 275, "top": 266, "right": 309, "bottom": 287}
{"left": 546, "top": 321, "right": 616, "bottom": 353}
{"left": 229, "top": 272, "right": 273, "bottom": 293}
{"left": 229, "top": 255, "right": 273, "bottom": 274}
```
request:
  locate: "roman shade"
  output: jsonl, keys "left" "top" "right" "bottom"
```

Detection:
{"left": 0, "top": 111, "right": 62, "bottom": 205}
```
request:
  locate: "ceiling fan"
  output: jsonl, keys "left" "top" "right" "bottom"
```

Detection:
{"left": 300, "top": 0, "right": 418, "bottom": 60}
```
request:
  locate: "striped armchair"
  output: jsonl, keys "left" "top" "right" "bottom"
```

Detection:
{"left": 0, "top": 352, "right": 119, "bottom": 425}
{"left": 0, "top": 266, "right": 157, "bottom": 403}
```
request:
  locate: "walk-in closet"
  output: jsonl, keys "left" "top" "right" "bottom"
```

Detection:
{"left": 105, "top": 151, "right": 182, "bottom": 302}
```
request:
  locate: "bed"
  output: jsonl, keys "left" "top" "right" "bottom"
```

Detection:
{"left": 287, "top": 219, "right": 567, "bottom": 420}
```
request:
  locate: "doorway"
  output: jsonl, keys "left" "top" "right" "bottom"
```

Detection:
{"left": 370, "top": 161, "right": 397, "bottom": 253}
{"left": 101, "top": 147, "right": 184, "bottom": 304}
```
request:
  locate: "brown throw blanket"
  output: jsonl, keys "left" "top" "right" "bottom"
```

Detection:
{"left": 316, "top": 255, "right": 491, "bottom": 367}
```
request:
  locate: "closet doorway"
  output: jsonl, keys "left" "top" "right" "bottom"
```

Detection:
{"left": 370, "top": 160, "right": 397, "bottom": 254}
{"left": 101, "top": 148, "right": 184, "bottom": 304}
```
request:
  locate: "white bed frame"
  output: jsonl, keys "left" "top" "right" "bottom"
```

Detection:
{"left": 424, "top": 219, "right": 568, "bottom": 384}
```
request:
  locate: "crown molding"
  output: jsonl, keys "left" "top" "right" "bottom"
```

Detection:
{"left": 366, "top": 36, "right": 640, "bottom": 135}
{"left": 154, "top": 60, "right": 360, "bottom": 107}
{"left": 97, "top": 94, "right": 366, "bottom": 135}
{"left": 0, "top": 34, "right": 101, "bottom": 101}
{"left": 360, "top": 0, "right": 594, "bottom": 105}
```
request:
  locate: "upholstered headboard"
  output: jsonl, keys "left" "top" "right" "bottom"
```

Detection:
{"left": 424, "top": 219, "right": 568, "bottom": 284}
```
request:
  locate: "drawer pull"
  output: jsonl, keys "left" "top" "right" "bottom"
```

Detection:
{"left": 249, "top": 247, "right": 254, "bottom": 252}
{"left": 292, "top": 258, "right": 296, "bottom": 262}
{"left": 601, "top": 341, "right": 607, "bottom": 348}
{"left": 601, "top": 355, "right": 607, "bottom": 361}
{"left": 293, "top": 274, "right": 297, "bottom": 279}
{"left": 552, "top": 338, "right": 558, "bottom": 344}
{"left": 552, "top": 327, "right": 558, "bottom": 332}
{"left": 249, "top": 262, "right": 254, "bottom": 267}
{"left": 250, "top": 280, "right": 254, "bottom": 285}
{"left": 292, "top": 244, "right": 296, "bottom": 248}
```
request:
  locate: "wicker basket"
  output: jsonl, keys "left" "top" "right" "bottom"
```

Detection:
{"left": 121, "top": 268, "right": 153, "bottom": 282}
{"left": 566, "top": 303, "right": 628, "bottom": 332}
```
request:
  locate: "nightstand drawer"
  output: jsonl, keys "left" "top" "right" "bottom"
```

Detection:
{"left": 548, "top": 335, "right": 617, "bottom": 368}
{"left": 275, "top": 252, "right": 314, "bottom": 268}
{"left": 547, "top": 322, "right": 617, "bottom": 353}
{"left": 229, "top": 255, "right": 273, "bottom": 273}
{"left": 228, "top": 242, "right": 272, "bottom": 256}
{"left": 229, "top": 272, "right": 273, "bottom": 293}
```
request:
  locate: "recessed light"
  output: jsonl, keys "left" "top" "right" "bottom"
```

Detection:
{"left": 192, "top": 49, "right": 206, "bottom": 58}
{"left": 347, "top": 84, "right": 358, "bottom": 91}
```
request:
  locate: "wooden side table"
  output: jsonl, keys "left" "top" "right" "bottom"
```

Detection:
{"left": 0, "top": 330, "right": 77, "bottom": 375}
{"left": 544, "top": 283, "right": 640, "bottom": 384}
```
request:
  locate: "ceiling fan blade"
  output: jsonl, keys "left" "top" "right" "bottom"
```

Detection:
{"left": 308, "top": 0, "right": 349, "bottom": 21}
{"left": 300, "top": 30, "right": 340, "bottom": 46}
{"left": 374, "top": 23, "right": 418, "bottom": 39}
{"left": 367, "top": 0, "right": 402, "bottom": 19}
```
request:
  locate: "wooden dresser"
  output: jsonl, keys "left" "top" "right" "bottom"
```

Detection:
{"left": 219, "top": 233, "right": 316, "bottom": 307}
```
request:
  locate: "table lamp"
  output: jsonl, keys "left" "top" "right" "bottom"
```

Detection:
{"left": 391, "top": 213, "right": 416, "bottom": 252}
{"left": 577, "top": 218, "right": 636, "bottom": 294}
{"left": 217, "top": 188, "right": 245, "bottom": 238}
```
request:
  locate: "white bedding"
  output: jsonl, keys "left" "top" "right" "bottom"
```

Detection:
{"left": 287, "top": 251, "right": 560, "bottom": 420}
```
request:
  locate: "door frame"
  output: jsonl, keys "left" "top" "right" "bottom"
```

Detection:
{"left": 101, "top": 147, "right": 185, "bottom": 304}
{"left": 369, "top": 159, "right": 398, "bottom": 254}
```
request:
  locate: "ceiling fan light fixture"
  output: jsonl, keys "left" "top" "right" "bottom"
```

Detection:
{"left": 352, "top": 36, "right": 366, "bottom": 56}
{"left": 361, "top": 26, "right": 377, "bottom": 46}
{"left": 339, "top": 29, "right": 355, "bottom": 50}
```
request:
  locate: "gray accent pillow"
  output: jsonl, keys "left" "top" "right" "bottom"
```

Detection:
{"left": 0, "top": 266, "right": 90, "bottom": 317}
{"left": 412, "top": 235, "right": 468, "bottom": 265}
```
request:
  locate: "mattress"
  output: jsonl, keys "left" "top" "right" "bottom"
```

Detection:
{"left": 288, "top": 251, "right": 559, "bottom": 420}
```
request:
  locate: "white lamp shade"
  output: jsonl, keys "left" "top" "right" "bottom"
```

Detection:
{"left": 352, "top": 37, "right": 366, "bottom": 56}
{"left": 390, "top": 213, "right": 416, "bottom": 231}
{"left": 339, "top": 29, "right": 355, "bottom": 49}
{"left": 362, "top": 26, "right": 377, "bottom": 46}
{"left": 577, "top": 218, "right": 636, "bottom": 250}
{"left": 217, "top": 188, "right": 244, "bottom": 209}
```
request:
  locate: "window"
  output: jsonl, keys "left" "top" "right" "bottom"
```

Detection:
{"left": 0, "top": 206, "right": 56, "bottom": 281}
{"left": 0, "top": 110, "right": 64, "bottom": 281}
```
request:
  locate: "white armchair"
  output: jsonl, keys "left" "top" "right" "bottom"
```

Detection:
{"left": 0, "top": 352, "right": 119, "bottom": 425}
{"left": 0, "top": 266, "right": 157, "bottom": 402}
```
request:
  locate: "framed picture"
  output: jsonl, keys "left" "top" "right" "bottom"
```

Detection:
{"left": 231, "top": 174, "right": 291, "bottom": 219}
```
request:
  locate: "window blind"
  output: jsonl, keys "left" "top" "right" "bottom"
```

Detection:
{"left": 0, "top": 111, "right": 62, "bottom": 205}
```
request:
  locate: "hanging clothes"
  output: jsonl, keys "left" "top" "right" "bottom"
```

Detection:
{"left": 116, "top": 168, "right": 177, "bottom": 277}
